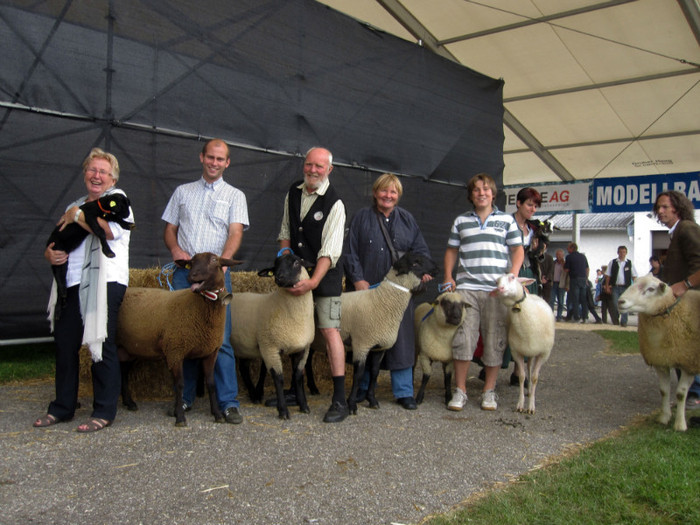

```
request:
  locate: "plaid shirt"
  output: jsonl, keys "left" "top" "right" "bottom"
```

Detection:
{"left": 162, "top": 177, "right": 249, "bottom": 255}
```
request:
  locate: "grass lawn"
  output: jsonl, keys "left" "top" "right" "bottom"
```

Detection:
{"left": 0, "top": 342, "right": 55, "bottom": 383}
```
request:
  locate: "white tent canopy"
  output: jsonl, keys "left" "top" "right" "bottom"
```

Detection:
{"left": 319, "top": 0, "right": 700, "bottom": 185}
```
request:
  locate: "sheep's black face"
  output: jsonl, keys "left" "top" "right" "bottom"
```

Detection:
{"left": 271, "top": 253, "right": 311, "bottom": 288}
{"left": 441, "top": 298, "right": 467, "bottom": 326}
{"left": 393, "top": 252, "right": 438, "bottom": 279}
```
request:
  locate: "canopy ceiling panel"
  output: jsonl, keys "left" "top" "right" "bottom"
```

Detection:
{"left": 319, "top": 0, "right": 700, "bottom": 185}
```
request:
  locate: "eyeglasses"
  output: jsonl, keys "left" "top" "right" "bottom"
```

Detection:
{"left": 86, "top": 167, "right": 112, "bottom": 176}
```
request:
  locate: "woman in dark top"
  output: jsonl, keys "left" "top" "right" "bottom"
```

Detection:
{"left": 344, "top": 173, "right": 432, "bottom": 409}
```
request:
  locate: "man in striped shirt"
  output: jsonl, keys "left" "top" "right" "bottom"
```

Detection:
{"left": 162, "top": 139, "right": 249, "bottom": 424}
{"left": 443, "top": 173, "right": 523, "bottom": 412}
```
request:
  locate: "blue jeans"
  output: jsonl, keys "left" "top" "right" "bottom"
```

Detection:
{"left": 689, "top": 376, "right": 700, "bottom": 397}
{"left": 551, "top": 282, "right": 565, "bottom": 319}
{"left": 173, "top": 267, "right": 239, "bottom": 411}
{"left": 611, "top": 285, "right": 629, "bottom": 325}
{"left": 359, "top": 366, "right": 414, "bottom": 399}
{"left": 569, "top": 277, "right": 589, "bottom": 321}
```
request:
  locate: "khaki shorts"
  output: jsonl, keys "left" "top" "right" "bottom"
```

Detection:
{"left": 451, "top": 289, "right": 508, "bottom": 367}
{"left": 315, "top": 296, "right": 342, "bottom": 329}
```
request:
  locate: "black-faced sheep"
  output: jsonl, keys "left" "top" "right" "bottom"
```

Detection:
{"left": 341, "top": 252, "right": 437, "bottom": 414}
{"left": 230, "top": 252, "right": 315, "bottom": 420}
{"left": 494, "top": 273, "right": 555, "bottom": 414}
{"left": 414, "top": 292, "right": 470, "bottom": 405}
{"left": 47, "top": 192, "right": 134, "bottom": 317}
{"left": 618, "top": 273, "right": 700, "bottom": 431}
{"left": 117, "top": 253, "right": 240, "bottom": 427}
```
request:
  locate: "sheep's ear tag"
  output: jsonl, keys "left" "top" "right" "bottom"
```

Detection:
{"left": 185, "top": 263, "right": 191, "bottom": 270}
{"left": 109, "top": 200, "right": 117, "bottom": 208}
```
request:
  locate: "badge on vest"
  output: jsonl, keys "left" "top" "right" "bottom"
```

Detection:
{"left": 314, "top": 211, "right": 324, "bottom": 221}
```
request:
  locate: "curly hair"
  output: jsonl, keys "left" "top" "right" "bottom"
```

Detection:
{"left": 653, "top": 191, "right": 696, "bottom": 223}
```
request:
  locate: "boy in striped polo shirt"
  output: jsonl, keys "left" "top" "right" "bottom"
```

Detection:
{"left": 443, "top": 173, "right": 523, "bottom": 411}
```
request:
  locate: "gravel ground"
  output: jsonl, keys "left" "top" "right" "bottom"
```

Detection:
{"left": 0, "top": 324, "right": 659, "bottom": 525}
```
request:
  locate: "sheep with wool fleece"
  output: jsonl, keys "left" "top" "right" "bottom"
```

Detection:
{"left": 493, "top": 273, "right": 555, "bottom": 414}
{"left": 414, "top": 292, "right": 470, "bottom": 405}
{"left": 230, "top": 252, "right": 315, "bottom": 420}
{"left": 339, "top": 251, "right": 437, "bottom": 414}
{"left": 618, "top": 273, "right": 700, "bottom": 431}
{"left": 117, "top": 252, "right": 240, "bottom": 427}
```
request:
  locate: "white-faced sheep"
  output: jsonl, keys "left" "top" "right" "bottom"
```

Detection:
{"left": 230, "top": 252, "right": 315, "bottom": 420}
{"left": 341, "top": 251, "right": 437, "bottom": 414}
{"left": 414, "top": 292, "right": 470, "bottom": 405}
{"left": 494, "top": 273, "right": 555, "bottom": 414}
{"left": 117, "top": 253, "right": 240, "bottom": 426}
{"left": 618, "top": 273, "right": 700, "bottom": 431}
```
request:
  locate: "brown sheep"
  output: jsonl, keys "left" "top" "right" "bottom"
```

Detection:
{"left": 117, "top": 252, "right": 240, "bottom": 426}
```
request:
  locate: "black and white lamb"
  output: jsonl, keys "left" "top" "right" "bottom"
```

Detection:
{"left": 340, "top": 251, "right": 437, "bottom": 414}
{"left": 618, "top": 273, "right": 700, "bottom": 431}
{"left": 47, "top": 192, "right": 133, "bottom": 316}
{"left": 117, "top": 252, "right": 239, "bottom": 427}
{"left": 494, "top": 273, "right": 555, "bottom": 414}
{"left": 414, "top": 292, "right": 470, "bottom": 405}
{"left": 230, "top": 252, "right": 315, "bottom": 420}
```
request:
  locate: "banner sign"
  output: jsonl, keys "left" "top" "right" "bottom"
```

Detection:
{"left": 504, "top": 182, "right": 590, "bottom": 214}
{"left": 591, "top": 172, "right": 700, "bottom": 213}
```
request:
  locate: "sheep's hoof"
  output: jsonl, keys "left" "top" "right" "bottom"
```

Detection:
{"left": 123, "top": 401, "right": 138, "bottom": 411}
{"left": 175, "top": 420, "right": 187, "bottom": 427}
{"left": 368, "top": 400, "right": 379, "bottom": 410}
{"left": 278, "top": 410, "right": 291, "bottom": 420}
{"left": 300, "top": 406, "right": 311, "bottom": 414}
{"left": 214, "top": 416, "right": 225, "bottom": 423}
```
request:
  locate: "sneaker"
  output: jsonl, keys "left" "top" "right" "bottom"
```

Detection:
{"left": 481, "top": 390, "right": 498, "bottom": 411}
{"left": 685, "top": 394, "right": 700, "bottom": 410}
{"left": 447, "top": 388, "right": 468, "bottom": 411}
{"left": 223, "top": 406, "right": 243, "bottom": 424}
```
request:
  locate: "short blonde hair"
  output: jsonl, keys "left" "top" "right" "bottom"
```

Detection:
{"left": 372, "top": 173, "right": 403, "bottom": 200}
{"left": 82, "top": 147, "right": 120, "bottom": 182}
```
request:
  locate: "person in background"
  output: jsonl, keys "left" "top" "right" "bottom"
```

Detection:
{"left": 34, "top": 148, "right": 133, "bottom": 432}
{"left": 594, "top": 269, "right": 604, "bottom": 308}
{"left": 584, "top": 277, "right": 603, "bottom": 324}
{"left": 344, "top": 173, "right": 433, "bottom": 410}
{"left": 599, "top": 265, "right": 613, "bottom": 324}
{"left": 539, "top": 241, "right": 554, "bottom": 307}
{"left": 162, "top": 138, "right": 249, "bottom": 424}
{"left": 551, "top": 249, "right": 566, "bottom": 320}
{"left": 443, "top": 173, "right": 523, "bottom": 412}
{"left": 603, "top": 246, "right": 637, "bottom": 327}
{"left": 649, "top": 254, "right": 663, "bottom": 278}
{"left": 652, "top": 191, "right": 700, "bottom": 422}
{"left": 278, "top": 147, "right": 348, "bottom": 423}
{"left": 563, "top": 242, "right": 589, "bottom": 323}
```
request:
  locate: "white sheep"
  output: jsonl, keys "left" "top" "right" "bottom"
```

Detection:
{"left": 494, "top": 273, "right": 555, "bottom": 414}
{"left": 229, "top": 252, "right": 315, "bottom": 420}
{"left": 340, "top": 252, "right": 437, "bottom": 414}
{"left": 117, "top": 253, "right": 240, "bottom": 426}
{"left": 414, "top": 292, "right": 470, "bottom": 405}
{"left": 618, "top": 273, "right": 700, "bottom": 431}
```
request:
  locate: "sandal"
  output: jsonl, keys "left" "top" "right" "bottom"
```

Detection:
{"left": 76, "top": 418, "right": 112, "bottom": 433}
{"left": 33, "top": 414, "right": 60, "bottom": 428}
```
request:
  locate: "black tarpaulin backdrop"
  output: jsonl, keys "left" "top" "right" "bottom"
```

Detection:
{"left": 0, "top": 0, "right": 504, "bottom": 339}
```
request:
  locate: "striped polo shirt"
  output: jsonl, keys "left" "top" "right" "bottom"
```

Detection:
{"left": 447, "top": 208, "right": 522, "bottom": 291}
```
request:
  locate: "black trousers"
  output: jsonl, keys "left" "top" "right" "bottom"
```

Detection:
{"left": 48, "top": 282, "right": 126, "bottom": 421}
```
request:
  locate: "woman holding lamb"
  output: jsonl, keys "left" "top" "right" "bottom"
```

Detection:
{"left": 33, "top": 147, "right": 133, "bottom": 433}
{"left": 344, "top": 173, "right": 433, "bottom": 410}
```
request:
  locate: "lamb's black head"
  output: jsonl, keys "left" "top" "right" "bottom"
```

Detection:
{"left": 96, "top": 193, "right": 132, "bottom": 222}
{"left": 258, "top": 252, "right": 313, "bottom": 288}
{"left": 393, "top": 251, "right": 438, "bottom": 280}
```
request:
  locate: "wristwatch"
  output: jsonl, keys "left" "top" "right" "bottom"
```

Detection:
{"left": 74, "top": 208, "right": 83, "bottom": 222}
